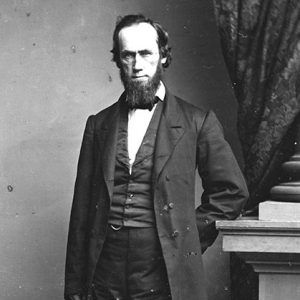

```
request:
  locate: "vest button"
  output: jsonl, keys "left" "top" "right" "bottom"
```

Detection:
{"left": 168, "top": 202, "right": 174, "bottom": 209}
{"left": 172, "top": 230, "right": 179, "bottom": 238}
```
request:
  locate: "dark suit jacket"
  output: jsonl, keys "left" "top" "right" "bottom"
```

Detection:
{"left": 65, "top": 90, "right": 249, "bottom": 300}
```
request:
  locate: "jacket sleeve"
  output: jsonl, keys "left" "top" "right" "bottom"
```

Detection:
{"left": 195, "top": 110, "right": 249, "bottom": 253}
{"left": 65, "top": 115, "right": 95, "bottom": 298}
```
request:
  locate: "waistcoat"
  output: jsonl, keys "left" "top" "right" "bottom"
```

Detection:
{"left": 108, "top": 100, "right": 163, "bottom": 227}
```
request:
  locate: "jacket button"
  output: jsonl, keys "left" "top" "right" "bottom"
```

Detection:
{"left": 165, "top": 175, "right": 170, "bottom": 181}
{"left": 172, "top": 230, "right": 179, "bottom": 238}
{"left": 163, "top": 205, "right": 168, "bottom": 211}
{"left": 168, "top": 202, "right": 174, "bottom": 209}
{"left": 95, "top": 204, "right": 99, "bottom": 210}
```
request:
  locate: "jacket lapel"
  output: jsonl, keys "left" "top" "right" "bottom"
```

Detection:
{"left": 154, "top": 91, "right": 185, "bottom": 182}
{"left": 97, "top": 95, "right": 124, "bottom": 201}
{"left": 97, "top": 90, "right": 185, "bottom": 195}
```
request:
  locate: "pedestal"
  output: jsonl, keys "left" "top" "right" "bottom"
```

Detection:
{"left": 218, "top": 119, "right": 300, "bottom": 299}
{"left": 216, "top": 218, "right": 300, "bottom": 300}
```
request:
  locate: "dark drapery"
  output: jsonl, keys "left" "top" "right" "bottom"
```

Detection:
{"left": 213, "top": 1, "right": 300, "bottom": 299}
{"left": 214, "top": 0, "right": 300, "bottom": 211}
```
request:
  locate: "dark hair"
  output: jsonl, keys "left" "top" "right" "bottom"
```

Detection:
{"left": 111, "top": 14, "right": 172, "bottom": 68}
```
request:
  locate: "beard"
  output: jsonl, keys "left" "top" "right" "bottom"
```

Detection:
{"left": 120, "top": 63, "right": 163, "bottom": 109}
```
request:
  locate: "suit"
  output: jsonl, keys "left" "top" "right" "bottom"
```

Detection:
{"left": 65, "top": 89, "right": 249, "bottom": 300}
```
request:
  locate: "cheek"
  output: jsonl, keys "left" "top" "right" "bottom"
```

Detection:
{"left": 121, "top": 63, "right": 131, "bottom": 74}
{"left": 147, "top": 61, "right": 159, "bottom": 73}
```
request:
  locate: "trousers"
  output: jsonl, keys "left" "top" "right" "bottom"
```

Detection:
{"left": 92, "top": 226, "right": 171, "bottom": 300}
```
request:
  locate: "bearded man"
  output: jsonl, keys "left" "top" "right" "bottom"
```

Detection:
{"left": 64, "top": 14, "right": 248, "bottom": 300}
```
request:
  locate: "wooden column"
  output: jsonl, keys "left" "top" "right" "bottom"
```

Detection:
{"left": 270, "top": 122, "right": 300, "bottom": 204}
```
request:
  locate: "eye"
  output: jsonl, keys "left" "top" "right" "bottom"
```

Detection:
{"left": 121, "top": 51, "right": 135, "bottom": 61}
{"left": 139, "top": 50, "right": 152, "bottom": 57}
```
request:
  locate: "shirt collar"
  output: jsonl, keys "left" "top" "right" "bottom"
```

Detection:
{"left": 156, "top": 81, "right": 166, "bottom": 101}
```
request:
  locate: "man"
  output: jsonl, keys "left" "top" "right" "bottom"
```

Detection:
{"left": 65, "top": 14, "right": 248, "bottom": 300}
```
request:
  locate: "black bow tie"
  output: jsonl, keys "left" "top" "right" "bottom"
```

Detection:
{"left": 127, "top": 97, "right": 160, "bottom": 111}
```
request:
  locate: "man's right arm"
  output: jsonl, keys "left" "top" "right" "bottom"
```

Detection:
{"left": 65, "top": 115, "right": 96, "bottom": 298}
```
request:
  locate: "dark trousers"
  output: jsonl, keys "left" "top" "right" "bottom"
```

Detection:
{"left": 92, "top": 226, "right": 171, "bottom": 300}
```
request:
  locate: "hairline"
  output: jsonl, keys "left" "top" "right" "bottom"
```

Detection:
{"left": 117, "top": 22, "right": 160, "bottom": 51}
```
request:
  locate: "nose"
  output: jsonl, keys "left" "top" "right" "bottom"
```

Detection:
{"left": 132, "top": 54, "right": 143, "bottom": 71}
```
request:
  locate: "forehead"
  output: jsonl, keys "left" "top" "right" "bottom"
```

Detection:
{"left": 118, "top": 23, "right": 159, "bottom": 51}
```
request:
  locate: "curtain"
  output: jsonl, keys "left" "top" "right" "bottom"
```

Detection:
{"left": 213, "top": 1, "right": 300, "bottom": 299}
{"left": 214, "top": 0, "right": 300, "bottom": 211}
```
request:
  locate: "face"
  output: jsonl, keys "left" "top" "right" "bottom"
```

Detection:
{"left": 118, "top": 23, "right": 167, "bottom": 83}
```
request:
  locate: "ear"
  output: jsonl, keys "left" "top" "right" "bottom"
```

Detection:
{"left": 161, "top": 57, "right": 167, "bottom": 64}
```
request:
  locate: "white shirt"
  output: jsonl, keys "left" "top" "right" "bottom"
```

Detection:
{"left": 127, "top": 82, "right": 165, "bottom": 173}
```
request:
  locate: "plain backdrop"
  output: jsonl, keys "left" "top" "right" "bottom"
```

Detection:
{"left": 0, "top": 1, "right": 242, "bottom": 299}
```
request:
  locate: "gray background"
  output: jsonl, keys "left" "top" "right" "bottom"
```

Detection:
{"left": 0, "top": 0, "right": 242, "bottom": 299}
